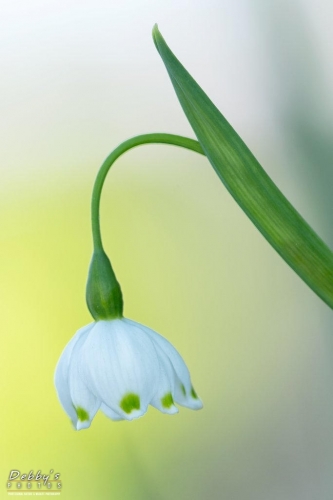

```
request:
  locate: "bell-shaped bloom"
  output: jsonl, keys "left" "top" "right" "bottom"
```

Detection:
{"left": 54, "top": 318, "right": 202, "bottom": 430}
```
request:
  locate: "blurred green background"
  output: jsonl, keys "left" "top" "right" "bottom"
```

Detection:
{"left": 1, "top": 1, "right": 333, "bottom": 499}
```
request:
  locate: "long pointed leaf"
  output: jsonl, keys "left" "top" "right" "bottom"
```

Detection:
{"left": 153, "top": 25, "right": 333, "bottom": 308}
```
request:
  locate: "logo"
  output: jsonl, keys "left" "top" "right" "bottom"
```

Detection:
{"left": 6, "top": 470, "right": 62, "bottom": 496}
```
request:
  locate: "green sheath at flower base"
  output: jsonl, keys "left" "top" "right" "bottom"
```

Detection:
{"left": 152, "top": 25, "right": 333, "bottom": 309}
{"left": 86, "top": 250, "right": 123, "bottom": 320}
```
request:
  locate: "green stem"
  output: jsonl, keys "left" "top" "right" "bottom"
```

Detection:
{"left": 91, "top": 133, "right": 204, "bottom": 251}
{"left": 87, "top": 133, "right": 204, "bottom": 320}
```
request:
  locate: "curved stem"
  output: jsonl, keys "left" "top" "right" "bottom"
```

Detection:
{"left": 91, "top": 133, "right": 204, "bottom": 250}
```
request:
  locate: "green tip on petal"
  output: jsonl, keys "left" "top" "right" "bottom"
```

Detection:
{"left": 120, "top": 393, "right": 141, "bottom": 414}
{"left": 161, "top": 392, "right": 174, "bottom": 409}
{"left": 75, "top": 406, "right": 90, "bottom": 422}
{"left": 191, "top": 387, "right": 198, "bottom": 400}
{"left": 181, "top": 384, "right": 186, "bottom": 396}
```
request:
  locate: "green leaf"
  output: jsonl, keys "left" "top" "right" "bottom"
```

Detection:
{"left": 153, "top": 25, "right": 333, "bottom": 308}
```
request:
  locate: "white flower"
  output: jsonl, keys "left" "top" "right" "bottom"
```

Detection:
{"left": 54, "top": 318, "right": 203, "bottom": 430}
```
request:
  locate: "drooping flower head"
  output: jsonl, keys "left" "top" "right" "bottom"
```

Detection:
{"left": 55, "top": 318, "right": 202, "bottom": 430}
{"left": 54, "top": 135, "right": 203, "bottom": 430}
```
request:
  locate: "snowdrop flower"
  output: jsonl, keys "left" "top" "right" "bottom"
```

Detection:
{"left": 55, "top": 317, "right": 202, "bottom": 430}
{"left": 54, "top": 135, "right": 204, "bottom": 430}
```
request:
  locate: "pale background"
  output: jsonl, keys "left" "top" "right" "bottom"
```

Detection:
{"left": 1, "top": 1, "right": 333, "bottom": 499}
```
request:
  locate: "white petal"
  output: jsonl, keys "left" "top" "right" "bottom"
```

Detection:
{"left": 125, "top": 319, "right": 203, "bottom": 410}
{"left": 174, "top": 382, "right": 203, "bottom": 410}
{"left": 80, "top": 319, "right": 160, "bottom": 420}
{"left": 150, "top": 348, "right": 178, "bottom": 415}
{"left": 100, "top": 403, "right": 124, "bottom": 421}
{"left": 54, "top": 323, "right": 94, "bottom": 426}
{"left": 68, "top": 337, "right": 101, "bottom": 431}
